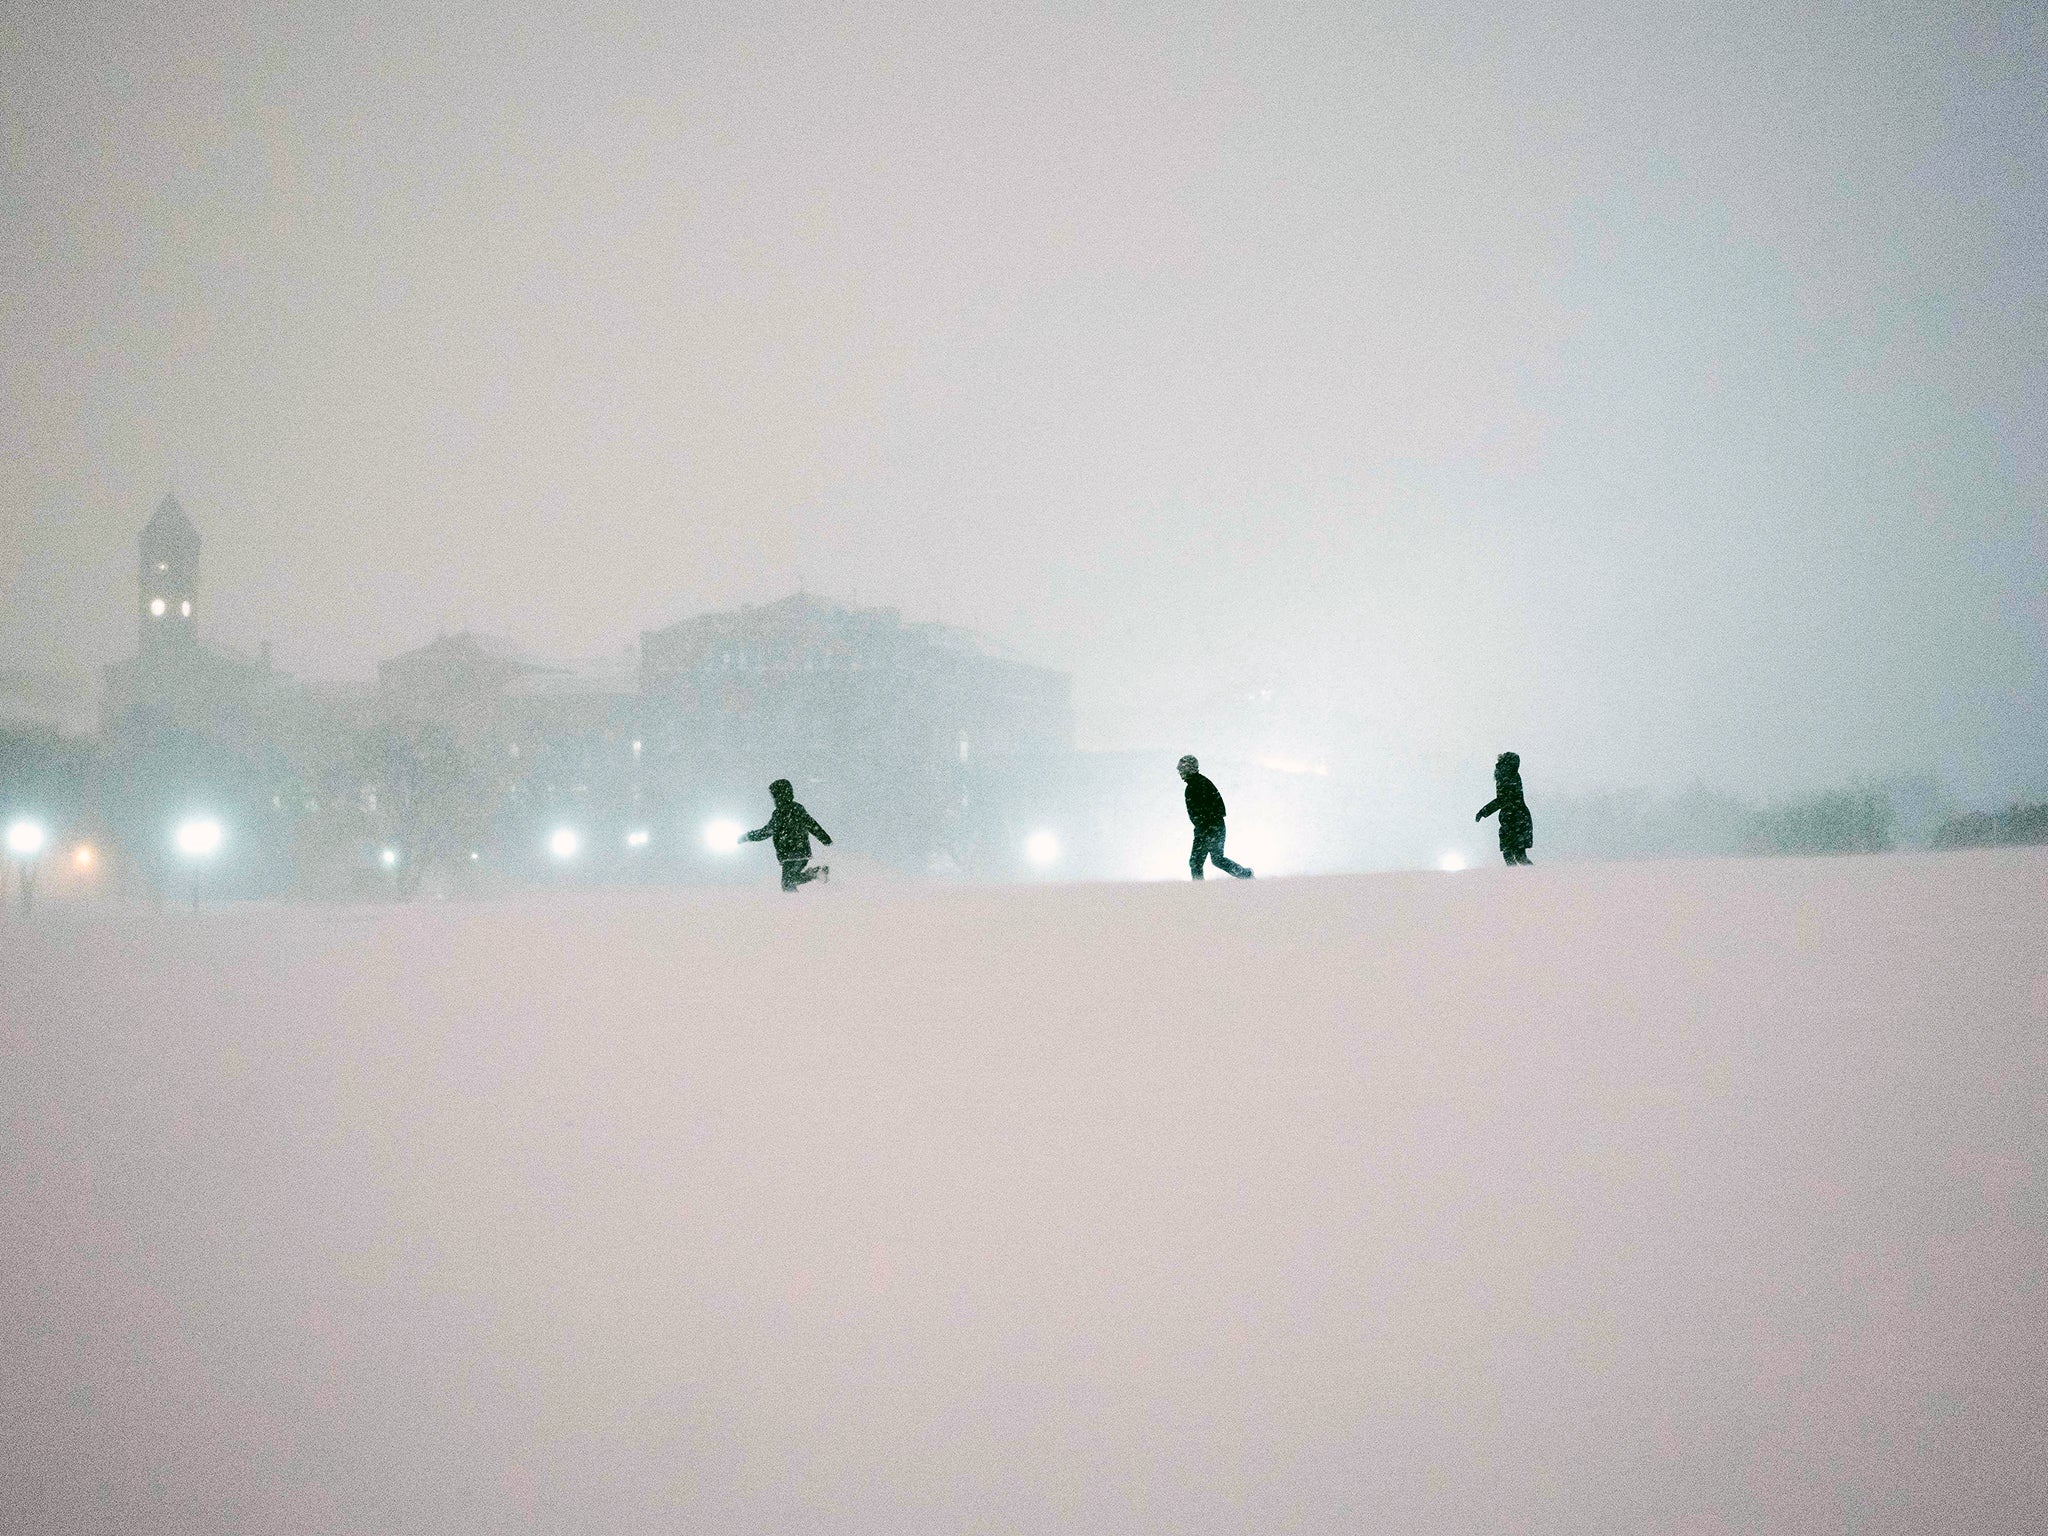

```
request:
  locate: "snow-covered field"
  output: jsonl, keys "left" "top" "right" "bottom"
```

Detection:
{"left": 4, "top": 850, "right": 2044, "bottom": 1533}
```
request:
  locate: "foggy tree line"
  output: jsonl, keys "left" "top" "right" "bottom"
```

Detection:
{"left": 1534, "top": 778, "right": 2048, "bottom": 861}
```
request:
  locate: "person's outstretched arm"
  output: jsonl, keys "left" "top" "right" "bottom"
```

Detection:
{"left": 807, "top": 811, "right": 832, "bottom": 846}
{"left": 742, "top": 818, "right": 774, "bottom": 842}
{"left": 1475, "top": 797, "right": 1501, "bottom": 822}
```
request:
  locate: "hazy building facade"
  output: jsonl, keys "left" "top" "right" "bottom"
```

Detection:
{"left": 640, "top": 593, "right": 1073, "bottom": 873}
{"left": 373, "top": 633, "right": 637, "bottom": 882}
{"left": 64, "top": 501, "right": 1078, "bottom": 893}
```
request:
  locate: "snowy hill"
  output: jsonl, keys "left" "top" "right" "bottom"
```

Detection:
{"left": 4, "top": 850, "right": 2044, "bottom": 1532}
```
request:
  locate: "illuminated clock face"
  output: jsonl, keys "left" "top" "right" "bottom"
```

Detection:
{"left": 150, "top": 598, "right": 166, "bottom": 616}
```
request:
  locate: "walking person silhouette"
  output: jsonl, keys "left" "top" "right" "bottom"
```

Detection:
{"left": 1475, "top": 752, "right": 1534, "bottom": 866}
{"left": 743, "top": 778, "right": 832, "bottom": 891}
{"left": 1179, "top": 755, "right": 1253, "bottom": 880}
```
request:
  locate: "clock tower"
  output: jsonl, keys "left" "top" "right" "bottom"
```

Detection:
{"left": 139, "top": 494, "right": 201, "bottom": 657}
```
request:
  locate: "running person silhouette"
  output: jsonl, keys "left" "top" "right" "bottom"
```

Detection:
{"left": 743, "top": 778, "right": 833, "bottom": 891}
{"left": 1179, "top": 755, "right": 1252, "bottom": 880}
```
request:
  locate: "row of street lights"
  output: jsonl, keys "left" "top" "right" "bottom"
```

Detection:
{"left": 533, "top": 818, "right": 1062, "bottom": 869}
{"left": 8, "top": 810, "right": 1067, "bottom": 911}
{"left": 364, "top": 818, "right": 1068, "bottom": 875}
{"left": 4, "top": 814, "right": 225, "bottom": 914}
{"left": 539, "top": 820, "right": 738, "bottom": 863}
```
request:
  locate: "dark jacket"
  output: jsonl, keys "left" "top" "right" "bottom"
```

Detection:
{"left": 1183, "top": 772, "right": 1227, "bottom": 829}
{"left": 745, "top": 798, "right": 832, "bottom": 862}
{"left": 1477, "top": 774, "right": 1533, "bottom": 851}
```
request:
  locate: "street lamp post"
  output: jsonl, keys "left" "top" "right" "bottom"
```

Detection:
{"left": 5, "top": 818, "right": 47, "bottom": 915}
{"left": 174, "top": 816, "right": 225, "bottom": 910}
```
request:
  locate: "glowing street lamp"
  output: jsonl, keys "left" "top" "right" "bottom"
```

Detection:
{"left": 625, "top": 828, "right": 651, "bottom": 849}
{"left": 1025, "top": 829, "right": 1060, "bottom": 869}
{"left": 704, "top": 819, "right": 744, "bottom": 854}
{"left": 6, "top": 817, "right": 47, "bottom": 914}
{"left": 175, "top": 817, "right": 223, "bottom": 858}
{"left": 174, "top": 816, "right": 224, "bottom": 909}
{"left": 380, "top": 847, "right": 399, "bottom": 869}
{"left": 1437, "top": 851, "right": 1468, "bottom": 873}
{"left": 548, "top": 827, "right": 581, "bottom": 861}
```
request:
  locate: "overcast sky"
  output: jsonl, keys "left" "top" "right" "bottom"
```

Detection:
{"left": 2, "top": 0, "right": 2042, "bottom": 795}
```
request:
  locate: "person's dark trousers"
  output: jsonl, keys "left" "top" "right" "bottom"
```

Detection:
{"left": 781, "top": 858, "right": 823, "bottom": 892}
{"left": 1190, "top": 824, "right": 1251, "bottom": 879}
{"left": 1500, "top": 845, "right": 1532, "bottom": 866}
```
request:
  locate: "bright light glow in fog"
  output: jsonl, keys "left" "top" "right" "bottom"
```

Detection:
{"left": 625, "top": 828, "right": 650, "bottom": 848}
{"left": 1257, "top": 755, "right": 1329, "bottom": 777}
{"left": 548, "top": 827, "right": 581, "bottom": 861}
{"left": 1438, "top": 851, "right": 1467, "bottom": 872}
{"left": 1025, "top": 830, "right": 1060, "bottom": 867}
{"left": 5, "top": 818, "right": 47, "bottom": 858}
{"left": 380, "top": 847, "right": 398, "bottom": 868}
{"left": 175, "top": 817, "right": 224, "bottom": 859}
{"left": 705, "top": 819, "right": 744, "bottom": 853}
{"left": 73, "top": 844, "right": 96, "bottom": 870}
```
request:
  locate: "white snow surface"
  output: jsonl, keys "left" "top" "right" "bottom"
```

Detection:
{"left": 4, "top": 851, "right": 2045, "bottom": 1532}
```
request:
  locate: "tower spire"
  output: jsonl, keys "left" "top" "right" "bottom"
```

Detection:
{"left": 138, "top": 493, "right": 202, "bottom": 657}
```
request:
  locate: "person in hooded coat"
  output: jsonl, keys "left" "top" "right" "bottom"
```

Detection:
{"left": 1475, "top": 751, "right": 1534, "bottom": 865}
{"left": 743, "top": 778, "right": 833, "bottom": 890}
{"left": 1178, "top": 755, "right": 1253, "bottom": 880}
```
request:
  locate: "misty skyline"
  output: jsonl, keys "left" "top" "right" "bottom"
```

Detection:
{"left": 4, "top": 0, "right": 2043, "bottom": 798}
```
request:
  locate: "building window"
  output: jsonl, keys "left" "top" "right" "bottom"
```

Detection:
{"left": 149, "top": 597, "right": 166, "bottom": 616}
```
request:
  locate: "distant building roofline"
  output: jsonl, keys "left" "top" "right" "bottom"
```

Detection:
{"left": 642, "top": 590, "right": 1046, "bottom": 668}
{"left": 141, "top": 493, "right": 201, "bottom": 549}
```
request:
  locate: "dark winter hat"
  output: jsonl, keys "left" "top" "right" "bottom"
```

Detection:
{"left": 1495, "top": 751, "right": 1520, "bottom": 775}
{"left": 769, "top": 778, "right": 793, "bottom": 799}
{"left": 1178, "top": 755, "right": 1199, "bottom": 774}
